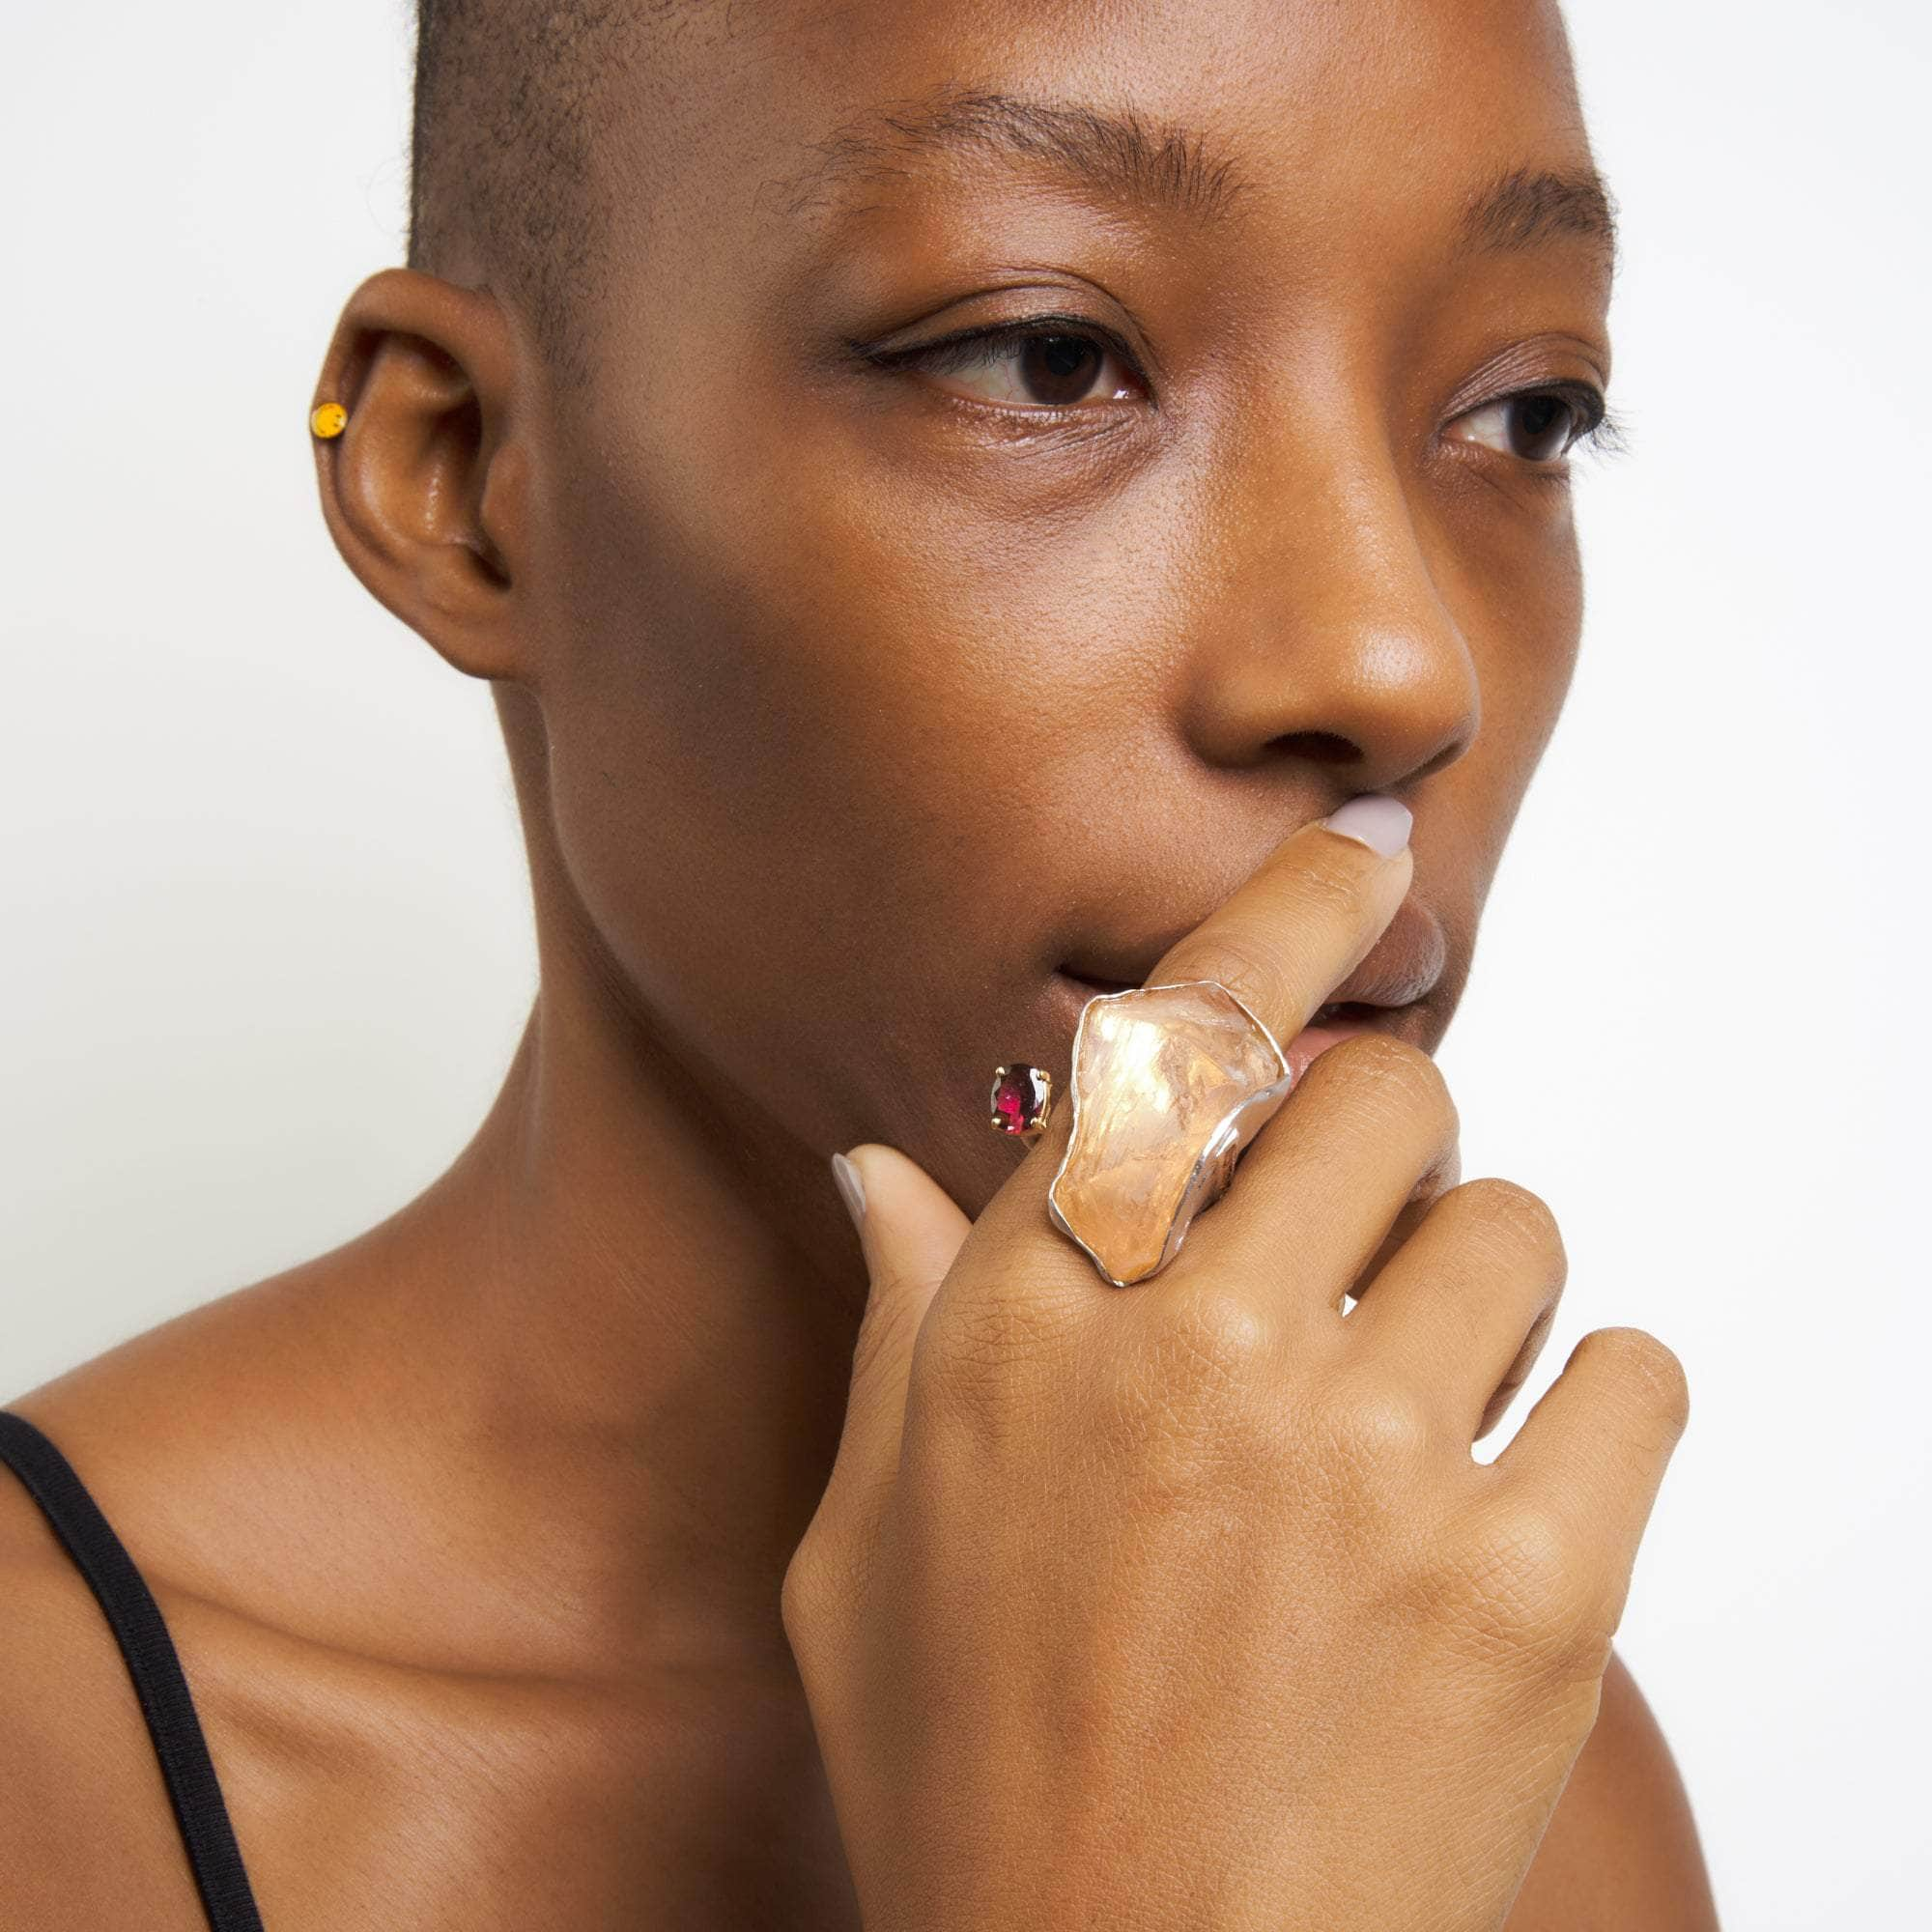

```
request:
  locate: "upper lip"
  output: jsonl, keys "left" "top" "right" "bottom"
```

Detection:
{"left": 1062, "top": 895, "right": 1447, "bottom": 1014}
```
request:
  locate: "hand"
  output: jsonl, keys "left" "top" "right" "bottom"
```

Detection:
{"left": 784, "top": 802, "right": 1690, "bottom": 1932}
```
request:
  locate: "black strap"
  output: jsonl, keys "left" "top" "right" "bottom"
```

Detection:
{"left": 0, "top": 1409, "right": 266, "bottom": 1932}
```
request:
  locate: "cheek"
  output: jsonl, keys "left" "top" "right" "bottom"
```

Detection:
{"left": 1433, "top": 470, "right": 1584, "bottom": 762}
{"left": 530, "top": 469, "right": 1116, "bottom": 1167}
{"left": 1496, "top": 538, "right": 1582, "bottom": 778}
{"left": 1437, "top": 511, "right": 1584, "bottom": 903}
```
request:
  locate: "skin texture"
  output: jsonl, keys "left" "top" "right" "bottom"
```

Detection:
{"left": 0, "top": 0, "right": 1719, "bottom": 1926}
{"left": 786, "top": 818, "right": 1693, "bottom": 1929}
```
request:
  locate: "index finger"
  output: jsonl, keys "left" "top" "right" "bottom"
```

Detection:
{"left": 1148, "top": 791, "right": 1414, "bottom": 1046}
{"left": 958, "top": 794, "right": 1414, "bottom": 1294}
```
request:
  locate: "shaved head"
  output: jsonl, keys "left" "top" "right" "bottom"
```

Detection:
{"left": 406, "top": 0, "right": 715, "bottom": 390}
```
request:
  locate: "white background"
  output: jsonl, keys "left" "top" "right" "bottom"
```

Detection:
{"left": 3, "top": 3, "right": 1926, "bottom": 1922}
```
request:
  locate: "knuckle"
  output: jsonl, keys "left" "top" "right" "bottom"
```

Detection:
{"left": 1264, "top": 1367, "right": 1435, "bottom": 1550}
{"left": 1445, "top": 1500, "right": 1598, "bottom": 1657}
{"left": 1307, "top": 1030, "right": 1453, "bottom": 1121}
{"left": 1578, "top": 1325, "right": 1692, "bottom": 1435}
{"left": 1173, "top": 934, "right": 1284, "bottom": 1027}
{"left": 1318, "top": 1371, "right": 1435, "bottom": 1473}
{"left": 1447, "top": 1177, "right": 1567, "bottom": 1272}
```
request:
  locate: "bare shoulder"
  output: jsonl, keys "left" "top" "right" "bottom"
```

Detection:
{"left": 0, "top": 1274, "right": 365, "bottom": 1931}
{"left": 0, "top": 1327, "right": 732, "bottom": 1932}
{"left": 1505, "top": 1645, "right": 1720, "bottom": 1931}
{"left": 0, "top": 1457, "right": 213, "bottom": 1930}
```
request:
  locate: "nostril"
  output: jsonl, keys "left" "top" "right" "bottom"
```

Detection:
{"left": 1269, "top": 730, "right": 1359, "bottom": 767}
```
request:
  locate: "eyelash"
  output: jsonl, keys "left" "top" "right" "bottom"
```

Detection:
{"left": 865, "top": 317, "right": 1626, "bottom": 469}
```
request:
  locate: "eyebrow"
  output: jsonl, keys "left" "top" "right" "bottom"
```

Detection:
{"left": 769, "top": 82, "right": 1618, "bottom": 276}
{"left": 1460, "top": 162, "right": 1620, "bottom": 277}
{"left": 771, "top": 82, "right": 1253, "bottom": 227}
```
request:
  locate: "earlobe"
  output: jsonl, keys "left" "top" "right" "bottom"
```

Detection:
{"left": 310, "top": 267, "right": 526, "bottom": 683}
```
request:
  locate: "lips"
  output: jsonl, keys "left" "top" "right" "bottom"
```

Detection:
{"left": 1320, "top": 901, "right": 1447, "bottom": 1011}
{"left": 1054, "top": 895, "right": 1446, "bottom": 1087}
{"left": 1060, "top": 894, "right": 1444, "bottom": 1013}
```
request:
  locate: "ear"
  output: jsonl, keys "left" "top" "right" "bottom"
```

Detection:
{"left": 309, "top": 268, "right": 530, "bottom": 682}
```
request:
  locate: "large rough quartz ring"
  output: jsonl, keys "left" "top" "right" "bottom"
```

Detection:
{"left": 1047, "top": 980, "right": 1295, "bottom": 1288}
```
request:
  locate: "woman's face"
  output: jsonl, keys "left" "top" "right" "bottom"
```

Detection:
{"left": 525, "top": 0, "right": 1610, "bottom": 1213}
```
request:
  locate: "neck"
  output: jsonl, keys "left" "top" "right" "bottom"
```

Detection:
{"left": 365, "top": 907, "right": 869, "bottom": 1673}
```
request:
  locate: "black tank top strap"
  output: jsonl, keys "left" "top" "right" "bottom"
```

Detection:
{"left": 0, "top": 1408, "right": 266, "bottom": 1931}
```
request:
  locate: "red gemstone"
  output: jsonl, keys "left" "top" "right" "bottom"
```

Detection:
{"left": 991, "top": 1064, "right": 1051, "bottom": 1134}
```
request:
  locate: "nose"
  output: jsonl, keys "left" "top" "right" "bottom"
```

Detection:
{"left": 1177, "top": 426, "right": 1481, "bottom": 796}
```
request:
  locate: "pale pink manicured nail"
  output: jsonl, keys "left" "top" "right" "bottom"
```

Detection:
{"left": 1320, "top": 794, "right": 1411, "bottom": 857}
{"left": 831, "top": 1150, "right": 867, "bottom": 1229}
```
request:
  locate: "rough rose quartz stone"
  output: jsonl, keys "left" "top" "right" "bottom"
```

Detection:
{"left": 1048, "top": 980, "right": 1293, "bottom": 1287}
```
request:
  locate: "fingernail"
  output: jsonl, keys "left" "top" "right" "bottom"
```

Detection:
{"left": 831, "top": 1150, "right": 867, "bottom": 1230}
{"left": 1320, "top": 793, "right": 1411, "bottom": 857}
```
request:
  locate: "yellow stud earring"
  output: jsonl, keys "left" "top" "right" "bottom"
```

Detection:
{"left": 310, "top": 402, "right": 349, "bottom": 440}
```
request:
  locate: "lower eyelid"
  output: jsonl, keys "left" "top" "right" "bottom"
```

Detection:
{"left": 919, "top": 389, "right": 1144, "bottom": 452}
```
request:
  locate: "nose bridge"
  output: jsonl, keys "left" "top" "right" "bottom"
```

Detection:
{"left": 1179, "top": 391, "right": 1482, "bottom": 793}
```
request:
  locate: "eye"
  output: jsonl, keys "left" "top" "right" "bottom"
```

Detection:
{"left": 1445, "top": 384, "right": 1610, "bottom": 466}
{"left": 867, "top": 324, "right": 1617, "bottom": 468}
{"left": 867, "top": 318, "right": 1148, "bottom": 412}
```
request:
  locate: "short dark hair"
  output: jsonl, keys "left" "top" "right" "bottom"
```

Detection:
{"left": 405, "top": 1, "right": 706, "bottom": 393}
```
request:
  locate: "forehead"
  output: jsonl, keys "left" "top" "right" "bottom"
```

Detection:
{"left": 630, "top": 0, "right": 1600, "bottom": 265}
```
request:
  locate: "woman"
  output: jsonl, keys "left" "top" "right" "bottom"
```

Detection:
{"left": 0, "top": 0, "right": 1719, "bottom": 1925}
